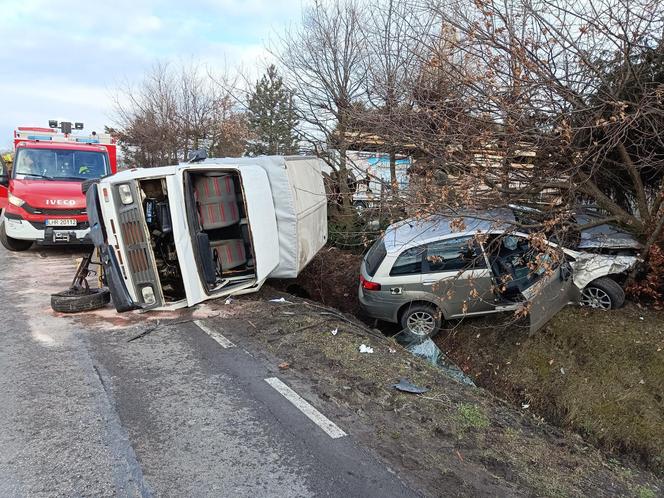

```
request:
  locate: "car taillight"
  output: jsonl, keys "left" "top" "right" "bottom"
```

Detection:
{"left": 360, "top": 274, "right": 381, "bottom": 291}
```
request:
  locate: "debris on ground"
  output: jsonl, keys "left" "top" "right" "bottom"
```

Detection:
{"left": 278, "top": 361, "right": 290, "bottom": 370}
{"left": 269, "top": 297, "right": 292, "bottom": 303}
{"left": 395, "top": 330, "right": 475, "bottom": 387}
{"left": 359, "top": 344, "right": 374, "bottom": 354}
{"left": 393, "top": 378, "right": 429, "bottom": 394}
{"left": 209, "top": 289, "right": 662, "bottom": 497}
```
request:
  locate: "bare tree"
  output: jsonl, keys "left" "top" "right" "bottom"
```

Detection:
{"left": 113, "top": 62, "right": 249, "bottom": 166}
{"left": 276, "top": 0, "right": 368, "bottom": 217}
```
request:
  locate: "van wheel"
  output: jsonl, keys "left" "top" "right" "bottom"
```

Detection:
{"left": 400, "top": 304, "right": 442, "bottom": 338}
{"left": 51, "top": 287, "right": 111, "bottom": 313}
{"left": 0, "top": 221, "right": 33, "bottom": 251}
{"left": 580, "top": 277, "right": 625, "bottom": 310}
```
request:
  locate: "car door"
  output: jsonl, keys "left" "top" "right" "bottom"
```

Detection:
{"left": 521, "top": 263, "right": 576, "bottom": 333}
{"left": 422, "top": 236, "right": 497, "bottom": 318}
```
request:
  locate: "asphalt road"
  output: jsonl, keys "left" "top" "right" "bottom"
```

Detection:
{"left": 0, "top": 243, "right": 420, "bottom": 497}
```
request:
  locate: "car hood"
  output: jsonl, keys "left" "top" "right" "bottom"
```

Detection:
{"left": 570, "top": 252, "right": 638, "bottom": 289}
{"left": 576, "top": 214, "right": 642, "bottom": 251}
{"left": 10, "top": 179, "right": 86, "bottom": 210}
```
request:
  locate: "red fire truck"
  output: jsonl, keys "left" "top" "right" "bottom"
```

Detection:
{"left": 0, "top": 121, "right": 117, "bottom": 251}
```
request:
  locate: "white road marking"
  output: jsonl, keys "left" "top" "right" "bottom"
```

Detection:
{"left": 193, "top": 320, "right": 235, "bottom": 348}
{"left": 264, "top": 377, "right": 347, "bottom": 439}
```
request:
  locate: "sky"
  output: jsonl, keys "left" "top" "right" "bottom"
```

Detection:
{"left": 0, "top": 0, "right": 304, "bottom": 149}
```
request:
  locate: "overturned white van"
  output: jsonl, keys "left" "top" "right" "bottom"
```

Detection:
{"left": 79, "top": 156, "right": 327, "bottom": 312}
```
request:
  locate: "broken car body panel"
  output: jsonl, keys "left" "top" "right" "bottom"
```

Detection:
{"left": 89, "top": 156, "right": 327, "bottom": 312}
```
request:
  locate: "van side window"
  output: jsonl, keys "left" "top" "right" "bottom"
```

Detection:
{"left": 390, "top": 245, "right": 425, "bottom": 276}
{"left": 424, "top": 236, "right": 486, "bottom": 273}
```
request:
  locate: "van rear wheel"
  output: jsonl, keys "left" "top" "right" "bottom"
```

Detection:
{"left": 0, "top": 221, "right": 33, "bottom": 251}
{"left": 400, "top": 304, "right": 442, "bottom": 338}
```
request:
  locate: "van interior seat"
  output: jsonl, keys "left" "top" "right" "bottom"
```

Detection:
{"left": 194, "top": 174, "right": 241, "bottom": 230}
{"left": 210, "top": 239, "right": 247, "bottom": 270}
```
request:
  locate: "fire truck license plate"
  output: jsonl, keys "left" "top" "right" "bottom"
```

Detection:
{"left": 45, "top": 219, "right": 77, "bottom": 227}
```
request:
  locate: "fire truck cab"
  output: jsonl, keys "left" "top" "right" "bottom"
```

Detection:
{"left": 0, "top": 123, "right": 117, "bottom": 251}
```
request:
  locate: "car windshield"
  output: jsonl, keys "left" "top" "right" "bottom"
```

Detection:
{"left": 13, "top": 148, "right": 109, "bottom": 181}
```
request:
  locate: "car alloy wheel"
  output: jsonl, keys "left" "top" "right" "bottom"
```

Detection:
{"left": 406, "top": 311, "right": 436, "bottom": 336}
{"left": 580, "top": 286, "right": 612, "bottom": 310}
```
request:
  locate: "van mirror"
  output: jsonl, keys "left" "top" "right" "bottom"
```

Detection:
{"left": 0, "top": 172, "right": 8, "bottom": 187}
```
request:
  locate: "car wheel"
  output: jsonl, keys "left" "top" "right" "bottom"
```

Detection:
{"left": 0, "top": 221, "right": 33, "bottom": 251}
{"left": 580, "top": 277, "right": 625, "bottom": 310}
{"left": 400, "top": 304, "right": 442, "bottom": 338}
{"left": 51, "top": 287, "right": 111, "bottom": 313}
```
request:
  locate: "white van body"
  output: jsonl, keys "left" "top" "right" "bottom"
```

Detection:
{"left": 86, "top": 156, "right": 327, "bottom": 312}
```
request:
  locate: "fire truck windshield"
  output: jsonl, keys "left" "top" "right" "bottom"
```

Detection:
{"left": 14, "top": 148, "right": 109, "bottom": 181}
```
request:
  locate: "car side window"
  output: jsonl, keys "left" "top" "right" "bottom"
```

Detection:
{"left": 424, "top": 236, "right": 486, "bottom": 273}
{"left": 390, "top": 245, "right": 426, "bottom": 276}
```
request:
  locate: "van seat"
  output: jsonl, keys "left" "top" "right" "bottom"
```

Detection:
{"left": 211, "top": 239, "right": 247, "bottom": 270}
{"left": 194, "top": 174, "right": 240, "bottom": 229}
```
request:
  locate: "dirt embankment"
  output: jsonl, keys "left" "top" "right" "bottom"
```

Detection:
{"left": 225, "top": 290, "right": 662, "bottom": 497}
{"left": 274, "top": 247, "right": 664, "bottom": 480}
{"left": 438, "top": 306, "right": 664, "bottom": 476}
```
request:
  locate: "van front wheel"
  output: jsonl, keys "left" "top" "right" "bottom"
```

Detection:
{"left": 0, "top": 222, "right": 33, "bottom": 251}
{"left": 400, "top": 304, "right": 442, "bottom": 338}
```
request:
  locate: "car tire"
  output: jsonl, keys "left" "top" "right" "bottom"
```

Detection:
{"left": 580, "top": 277, "right": 625, "bottom": 310}
{"left": 0, "top": 221, "right": 33, "bottom": 251}
{"left": 400, "top": 303, "right": 442, "bottom": 338}
{"left": 51, "top": 287, "right": 111, "bottom": 313}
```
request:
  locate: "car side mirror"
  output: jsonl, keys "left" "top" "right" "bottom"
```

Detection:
{"left": 187, "top": 149, "right": 207, "bottom": 163}
{"left": 0, "top": 173, "right": 8, "bottom": 187}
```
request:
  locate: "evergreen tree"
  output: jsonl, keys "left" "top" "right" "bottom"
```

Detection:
{"left": 246, "top": 65, "right": 299, "bottom": 156}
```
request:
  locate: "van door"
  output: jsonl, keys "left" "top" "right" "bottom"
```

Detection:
{"left": 238, "top": 165, "right": 280, "bottom": 282}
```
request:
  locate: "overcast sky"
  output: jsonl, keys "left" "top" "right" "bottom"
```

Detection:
{"left": 0, "top": 0, "right": 303, "bottom": 148}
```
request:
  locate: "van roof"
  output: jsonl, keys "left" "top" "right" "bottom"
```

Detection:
{"left": 382, "top": 209, "right": 516, "bottom": 254}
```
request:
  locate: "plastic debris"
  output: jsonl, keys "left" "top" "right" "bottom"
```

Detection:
{"left": 388, "top": 348, "right": 396, "bottom": 354}
{"left": 359, "top": 344, "right": 374, "bottom": 354}
{"left": 560, "top": 367, "right": 566, "bottom": 375}
{"left": 269, "top": 297, "right": 292, "bottom": 303}
{"left": 224, "top": 297, "right": 233, "bottom": 305}
{"left": 394, "top": 330, "right": 475, "bottom": 387}
{"left": 393, "top": 378, "right": 429, "bottom": 394}
{"left": 331, "top": 328, "right": 338, "bottom": 336}
{"left": 522, "top": 403, "right": 530, "bottom": 409}
{"left": 278, "top": 362, "right": 290, "bottom": 370}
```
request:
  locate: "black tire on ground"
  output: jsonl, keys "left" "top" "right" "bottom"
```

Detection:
{"left": 51, "top": 287, "right": 111, "bottom": 313}
{"left": 0, "top": 221, "right": 33, "bottom": 251}
{"left": 581, "top": 277, "right": 625, "bottom": 309}
{"left": 400, "top": 303, "right": 442, "bottom": 338}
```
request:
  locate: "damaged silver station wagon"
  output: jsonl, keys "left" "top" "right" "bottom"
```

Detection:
{"left": 359, "top": 213, "right": 639, "bottom": 337}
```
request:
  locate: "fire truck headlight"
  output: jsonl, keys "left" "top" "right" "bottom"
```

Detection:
{"left": 8, "top": 192, "right": 25, "bottom": 207}
{"left": 118, "top": 184, "right": 133, "bottom": 205}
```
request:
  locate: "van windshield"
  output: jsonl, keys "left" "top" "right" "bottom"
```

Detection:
{"left": 14, "top": 148, "right": 109, "bottom": 181}
{"left": 365, "top": 237, "right": 387, "bottom": 277}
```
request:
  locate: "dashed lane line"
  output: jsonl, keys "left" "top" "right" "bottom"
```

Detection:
{"left": 265, "top": 377, "right": 347, "bottom": 439}
{"left": 193, "top": 320, "right": 236, "bottom": 348}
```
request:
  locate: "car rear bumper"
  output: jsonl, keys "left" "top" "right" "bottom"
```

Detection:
{"left": 4, "top": 212, "right": 91, "bottom": 244}
{"left": 358, "top": 285, "right": 399, "bottom": 323}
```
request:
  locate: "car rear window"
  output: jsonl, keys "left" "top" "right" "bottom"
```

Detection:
{"left": 365, "top": 237, "right": 387, "bottom": 277}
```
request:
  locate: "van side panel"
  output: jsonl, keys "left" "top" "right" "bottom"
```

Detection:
{"left": 284, "top": 157, "right": 328, "bottom": 273}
